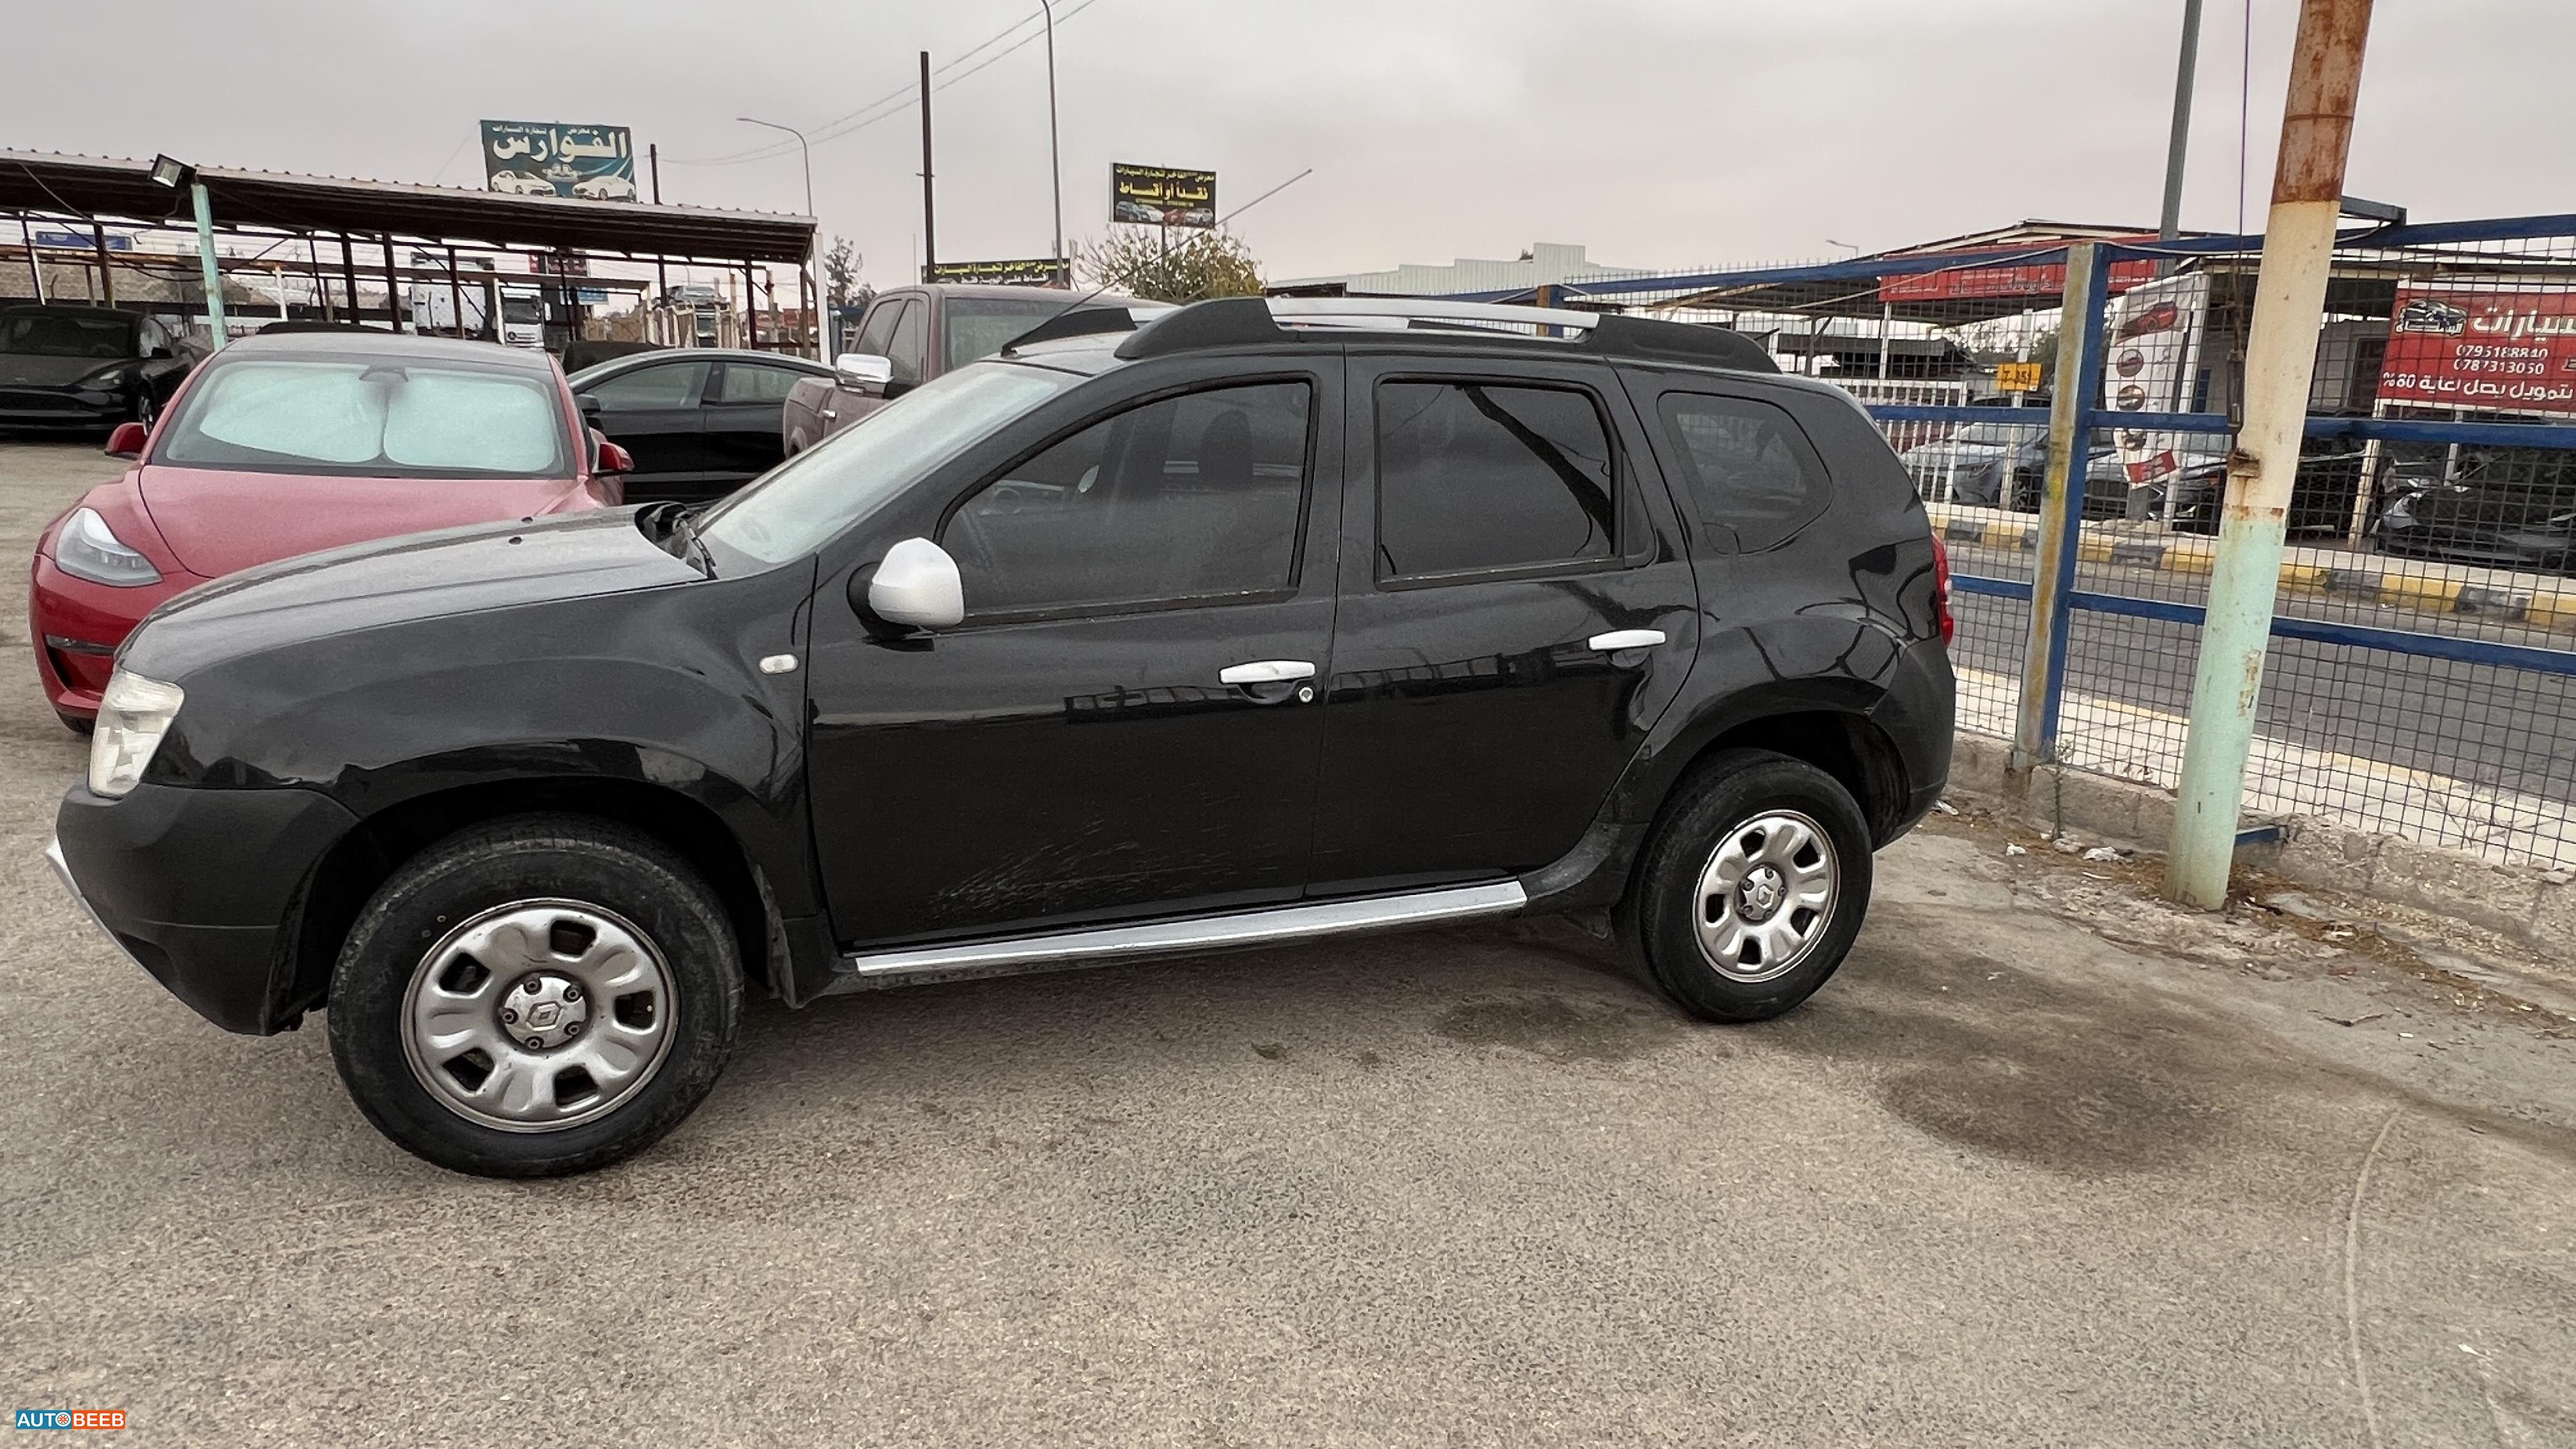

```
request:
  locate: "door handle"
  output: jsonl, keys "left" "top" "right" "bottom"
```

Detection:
{"left": 1587, "top": 629, "right": 1667, "bottom": 652}
{"left": 1218, "top": 659, "right": 1317, "bottom": 685}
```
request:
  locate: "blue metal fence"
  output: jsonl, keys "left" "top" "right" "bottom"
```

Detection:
{"left": 1435, "top": 220, "right": 2576, "bottom": 868}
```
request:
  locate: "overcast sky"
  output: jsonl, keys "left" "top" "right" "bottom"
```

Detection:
{"left": 8, "top": 1, "right": 2571, "bottom": 288}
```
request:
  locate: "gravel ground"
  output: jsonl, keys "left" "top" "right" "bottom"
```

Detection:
{"left": 2, "top": 438, "right": 2570, "bottom": 1446}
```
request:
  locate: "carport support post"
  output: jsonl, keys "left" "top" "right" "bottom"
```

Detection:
{"left": 381, "top": 236, "right": 402, "bottom": 332}
{"left": 187, "top": 183, "right": 225, "bottom": 342}
{"left": 2166, "top": 0, "right": 2375, "bottom": 910}
{"left": 92, "top": 223, "right": 113, "bottom": 305}
{"left": 2012, "top": 242, "right": 2110, "bottom": 776}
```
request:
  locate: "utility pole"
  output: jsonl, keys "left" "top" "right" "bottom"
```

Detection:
{"left": 1040, "top": 0, "right": 1064, "bottom": 279}
{"left": 649, "top": 143, "right": 668, "bottom": 310}
{"left": 2160, "top": 0, "right": 2207, "bottom": 243}
{"left": 188, "top": 185, "right": 225, "bottom": 341}
{"left": 919, "top": 50, "right": 938, "bottom": 280}
{"left": 2165, "top": 0, "right": 2376, "bottom": 909}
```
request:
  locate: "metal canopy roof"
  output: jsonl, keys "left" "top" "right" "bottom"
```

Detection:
{"left": 0, "top": 151, "right": 814, "bottom": 263}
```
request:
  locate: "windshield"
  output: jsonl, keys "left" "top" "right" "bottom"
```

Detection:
{"left": 945, "top": 298, "right": 1082, "bottom": 367}
{"left": 152, "top": 356, "right": 571, "bottom": 479}
{"left": 1, "top": 309, "right": 135, "bottom": 360}
{"left": 698, "top": 360, "right": 1075, "bottom": 565}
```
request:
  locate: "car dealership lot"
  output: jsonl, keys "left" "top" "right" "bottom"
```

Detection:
{"left": 1, "top": 438, "right": 2571, "bottom": 1445}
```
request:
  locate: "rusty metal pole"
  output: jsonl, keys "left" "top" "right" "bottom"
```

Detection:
{"left": 2166, "top": 0, "right": 2375, "bottom": 909}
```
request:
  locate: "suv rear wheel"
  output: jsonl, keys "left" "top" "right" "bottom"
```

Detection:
{"left": 326, "top": 815, "right": 743, "bottom": 1177}
{"left": 1633, "top": 749, "right": 1874, "bottom": 1022}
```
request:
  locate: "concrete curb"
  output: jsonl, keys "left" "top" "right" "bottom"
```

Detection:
{"left": 1944, "top": 732, "right": 2574, "bottom": 955}
{"left": 1928, "top": 503, "right": 2576, "bottom": 634}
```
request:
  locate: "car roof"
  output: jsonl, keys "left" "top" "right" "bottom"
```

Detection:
{"left": 888, "top": 283, "right": 1147, "bottom": 306}
{"left": 577, "top": 347, "right": 829, "bottom": 373}
{"left": 217, "top": 330, "right": 560, "bottom": 373}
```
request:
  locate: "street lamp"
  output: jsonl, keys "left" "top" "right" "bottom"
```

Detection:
{"left": 148, "top": 154, "right": 226, "bottom": 343}
{"left": 1039, "top": 0, "right": 1064, "bottom": 280}
{"left": 738, "top": 116, "right": 818, "bottom": 358}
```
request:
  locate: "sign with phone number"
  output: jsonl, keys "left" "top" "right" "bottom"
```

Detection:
{"left": 2379, "top": 282, "right": 2576, "bottom": 415}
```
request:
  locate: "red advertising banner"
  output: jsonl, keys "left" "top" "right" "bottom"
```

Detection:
{"left": 2377, "top": 283, "right": 2576, "bottom": 415}
{"left": 1879, "top": 254, "right": 2159, "bottom": 303}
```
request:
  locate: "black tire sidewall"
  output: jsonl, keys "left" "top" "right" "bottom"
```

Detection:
{"left": 326, "top": 818, "right": 742, "bottom": 1177}
{"left": 1635, "top": 749, "right": 1875, "bottom": 1023}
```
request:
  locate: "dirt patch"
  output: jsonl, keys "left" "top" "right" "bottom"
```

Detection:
{"left": 1433, "top": 992, "right": 1685, "bottom": 1065}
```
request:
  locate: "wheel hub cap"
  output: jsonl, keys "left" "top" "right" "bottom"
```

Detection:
{"left": 503, "top": 972, "right": 590, "bottom": 1052}
{"left": 1692, "top": 810, "right": 1841, "bottom": 984}
{"left": 400, "top": 901, "right": 677, "bottom": 1133}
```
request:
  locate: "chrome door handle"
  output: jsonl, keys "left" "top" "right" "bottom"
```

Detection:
{"left": 1588, "top": 629, "right": 1666, "bottom": 651}
{"left": 1218, "top": 659, "right": 1317, "bottom": 685}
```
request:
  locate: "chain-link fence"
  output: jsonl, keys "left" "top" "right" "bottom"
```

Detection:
{"left": 1445, "top": 221, "right": 2576, "bottom": 868}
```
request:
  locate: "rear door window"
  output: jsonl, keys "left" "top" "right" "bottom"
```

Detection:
{"left": 1655, "top": 392, "right": 1832, "bottom": 550}
{"left": 1374, "top": 380, "right": 1616, "bottom": 581}
{"left": 713, "top": 362, "right": 807, "bottom": 404}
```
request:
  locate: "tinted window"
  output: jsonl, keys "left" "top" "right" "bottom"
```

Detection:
{"left": 945, "top": 297, "right": 1069, "bottom": 368}
{"left": 1656, "top": 392, "right": 1831, "bottom": 549}
{"left": 585, "top": 360, "right": 709, "bottom": 410}
{"left": 154, "top": 356, "right": 569, "bottom": 478}
{"left": 886, "top": 301, "right": 928, "bottom": 385}
{"left": 714, "top": 362, "right": 806, "bottom": 404}
{"left": 1375, "top": 381, "right": 1614, "bottom": 578}
{"left": 852, "top": 298, "right": 904, "bottom": 358}
{"left": 942, "top": 381, "right": 1312, "bottom": 616}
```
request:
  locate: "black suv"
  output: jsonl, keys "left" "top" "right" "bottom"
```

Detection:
{"left": 50, "top": 297, "right": 1956, "bottom": 1177}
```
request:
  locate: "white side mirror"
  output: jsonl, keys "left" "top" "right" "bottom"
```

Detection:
{"left": 835, "top": 352, "right": 894, "bottom": 389}
{"left": 868, "top": 537, "right": 964, "bottom": 629}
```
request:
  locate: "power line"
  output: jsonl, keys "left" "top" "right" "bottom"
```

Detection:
{"left": 665, "top": 0, "right": 1106, "bottom": 167}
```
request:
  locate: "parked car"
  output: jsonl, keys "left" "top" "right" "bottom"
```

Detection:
{"left": 47, "top": 296, "right": 1954, "bottom": 1177}
{"left": 1898, "top": 418, "right": 2103, "bottom": 511}
{"left": 569, "top": 348, "right": 835, "bottom": 505}
{"left": 2375, "top": 449, "right": 2576, "bottom": 573}
{"left": 1, "top": 305, "right": 204, "bottom": 432}
{"left": 29, "top": 331, "right": 629, "bottom": 730}
{"left": 781, "top": 284, "right": 1156, "bottom": 454}
{"left": 2160, "top": 441, "right": 2370, "bottom": 537}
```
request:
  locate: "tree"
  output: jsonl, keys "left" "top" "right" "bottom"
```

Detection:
{"left": 1078, "top": 228, "right": 1263, "bottom": 305}
{"left": 822, "top": 236, "right": 860, "bottom": 308}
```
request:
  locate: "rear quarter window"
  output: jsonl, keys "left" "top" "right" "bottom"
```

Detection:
{"left": 1653, "top": 391, "right": 1832, "bottom": 551}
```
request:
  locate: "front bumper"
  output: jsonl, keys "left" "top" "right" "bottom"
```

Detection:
{"left": 0, "top": 388, "right": 128, "bottom": 427}
{"left": 28, "top": 556, "right": 197, "bottom": 719}
{"left": 52, "top": 782, "right": 357, "bottom": 1034}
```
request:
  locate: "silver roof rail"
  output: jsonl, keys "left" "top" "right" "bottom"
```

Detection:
{"left": 1264, "top": 296, "right": 1600, "bottom": 334}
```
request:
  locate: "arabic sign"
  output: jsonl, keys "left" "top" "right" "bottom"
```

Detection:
{"left": 2103, "top": 273, "right": 2209, "bottom": 485}
{"left": 480, "top": 121, "right": 638, "bottom": 202}
{"left": 2376, "top": 283, "right": 2576, "bottom": 416}
{"left": 1993, "top": 361, "right": 2043, "bottom": 392}
{"left": 924, "top": 257, "right": 1070, "bottom": 287}
{"left": 1879, "top": 254, "right": 2159, "bottom": 303}
{"left": 1112, "top": 163, "right": 1215, "bottom": 228}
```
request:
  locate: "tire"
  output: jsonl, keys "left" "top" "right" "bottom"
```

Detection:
{"left": 1631, "top": 749, "right": 1876, "bottom": 1023}
{"left": 57, "top": 712, "right": 94, "bottom": 737}
{"left": 326, "top": 815, "right": 743, "bottom": 1177}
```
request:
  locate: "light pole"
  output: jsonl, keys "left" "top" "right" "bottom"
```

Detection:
{"left": 739, "top": 116, "right": 818, "bottom": 358}
{"left": 1039, "top": 0, "right": 1064, "bottom": 280}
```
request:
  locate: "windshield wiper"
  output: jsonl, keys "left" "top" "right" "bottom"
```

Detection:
{"left": 638, "top": 500, "right": 714, "bottom": 575}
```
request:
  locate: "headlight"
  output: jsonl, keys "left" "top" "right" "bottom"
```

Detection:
{"left": 54, "top": 507, "right": 162, "bottom": 587}
{"left": 88, "top": 670, "right": 185, "bottom": 798}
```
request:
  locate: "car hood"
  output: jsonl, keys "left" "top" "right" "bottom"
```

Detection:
{"left": 135, "top": 464, "right": 599, "bottom": 578}
{"left": 0, "top": 353, "right": 123, "bottom": 388}
{"left": 121, "top": 505, "right": 703, "bottom": 683}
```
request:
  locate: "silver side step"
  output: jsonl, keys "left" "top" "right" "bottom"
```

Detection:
{"left": 827, "top": 880, "right": 1526, "bottom": 993}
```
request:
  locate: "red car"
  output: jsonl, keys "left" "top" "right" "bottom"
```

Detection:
{"left": 30, "top": 331, "right": 630, "bottom": 730}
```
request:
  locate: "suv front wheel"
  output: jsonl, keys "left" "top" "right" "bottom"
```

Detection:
{"left": 1633, "top": 749, "right": 1875, "bottom": 1023}
{"left": 326, "top": 815, "right": 744, "bottom": 1177}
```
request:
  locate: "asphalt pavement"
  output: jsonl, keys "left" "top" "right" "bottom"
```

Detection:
{"left": 3, "top": 439, "right": 2573, "bottom": 1446}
